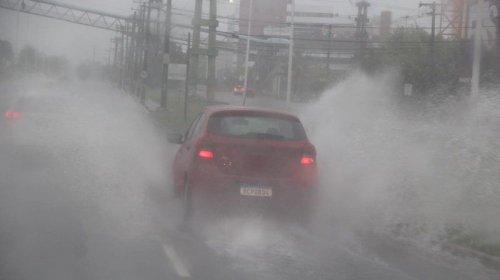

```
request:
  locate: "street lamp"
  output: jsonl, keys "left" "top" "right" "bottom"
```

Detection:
{"left": 242, "top": 0, "right": 253, "bottom": 106}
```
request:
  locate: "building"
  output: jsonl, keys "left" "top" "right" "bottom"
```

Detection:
{"left": 234, "top": 0, "right": 361, "bottom": 98}
{"left": 238, "top": 0, "right": 288, "bottom": 36}
{"left": 379, "top": 11, "right": 392, "bottom": 38}
{"left": 465, "top": 0, "right": 498, "bottom": 50}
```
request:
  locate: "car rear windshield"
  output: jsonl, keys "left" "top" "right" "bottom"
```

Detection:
{"left": 207, "top": 111, "right": 306, "bottom": 140}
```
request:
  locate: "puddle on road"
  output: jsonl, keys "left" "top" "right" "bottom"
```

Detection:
{"left": 200, "top": 217, "right": 305, "bottom": 276}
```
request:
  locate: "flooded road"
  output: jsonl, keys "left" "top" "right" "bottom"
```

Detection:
{"left": 0, "top": 77, "right": 498, "bottom": 280}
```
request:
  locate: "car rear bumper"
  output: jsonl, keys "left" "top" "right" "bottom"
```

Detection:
{"left": 233, "top": 89, "right": 254, "bottom": 96}
{"left": 189, "top": 167, "right": 317, "bottom": 211}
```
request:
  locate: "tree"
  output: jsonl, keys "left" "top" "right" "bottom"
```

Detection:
{"left": 361, "top": 28, "right": 462, "bottom": 95}
{"left": 0, "top": 39, "right": 14, "bottom": 69}
{"left": 18, "top": 45, "right": 40, "bottom": 71}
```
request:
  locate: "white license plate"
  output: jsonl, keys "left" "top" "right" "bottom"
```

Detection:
{"left": 240, "top": 187, "right": 273, "bottom": 197}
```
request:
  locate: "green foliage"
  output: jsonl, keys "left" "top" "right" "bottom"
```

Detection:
{"left": 145, "top": 41, "right": 187, "bottom": 88}
{"left": 145, "top": 87, "right": 219, "bottom": 133}
{"left": 361, "top": 27, "right": 463, "bottom": 94}
{"left": 18, "top": 45, "right": 39, "bottom": 70}
{"left": 0, "top": 39, "right": 14, "bottom": 69}
{"left": 17, "top": 45, "right": 70, "bottom": 76}
{"left": 447, "top": 228, "right": 500, "bottom": 258}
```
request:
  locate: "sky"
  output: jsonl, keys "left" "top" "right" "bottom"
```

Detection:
{"left": 0, "top": 0, "right": 423, "bottom": 65}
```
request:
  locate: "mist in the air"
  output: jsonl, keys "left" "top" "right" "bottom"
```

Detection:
{"left": 299, "top": 71, "right": 500, "bottom": 245}
{"left": 0, "top": 75, "right": 175, "bottom": 279}
{"left": 2, "top": 69, "right": 500, "bottom": 279}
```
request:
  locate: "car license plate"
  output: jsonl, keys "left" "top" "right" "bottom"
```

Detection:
{"left": 240, "top": 185, "right": 272, "bottom": 197}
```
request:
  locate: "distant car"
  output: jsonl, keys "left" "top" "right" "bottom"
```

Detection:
{"left": 3, "top": 94, "right": 73, "bottom": 146}
{"left": 169, "top": 105, "right": 318, "bottom": 223}
{"left": 232, "top": 84, "right": 256, "bottom": 97}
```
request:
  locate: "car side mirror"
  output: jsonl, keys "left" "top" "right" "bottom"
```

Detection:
{"left": 167, "top": 133, "right": 184, "bottom": 144}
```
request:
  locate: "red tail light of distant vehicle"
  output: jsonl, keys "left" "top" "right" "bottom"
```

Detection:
{"left": 5, "top": 111, "right": 23, "bottom": 120}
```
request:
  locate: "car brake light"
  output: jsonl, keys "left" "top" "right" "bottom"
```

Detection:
{"left": 301, "top": 143, "right": 316, "bottom": 165}
{"left": 5, "top": 111, "right": 22, "bottom": 120}
{"left": 300, "top": 155, "right": 315, "bottom": 165}
{"left": 198, "top": 148, "right": 214, "bottom": 159}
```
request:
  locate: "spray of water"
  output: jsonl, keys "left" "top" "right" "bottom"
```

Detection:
{"left": 0, "top": 76, "right": 173, "bottom": 279}
{"left": 3, "top": 73, "right": 499, "bottom": 279}
{"left": 300, "top": 71, "right": 500, "bottom": 244}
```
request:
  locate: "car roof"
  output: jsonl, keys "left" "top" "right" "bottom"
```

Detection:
{"left": 204, "top": 105, "right": 300, "bottom": 120}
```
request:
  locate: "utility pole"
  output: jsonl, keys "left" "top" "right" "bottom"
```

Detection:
{"left": 161, "top": 0, "right": 172, "bottom": 108}
{"left": 419, "top": 1, "right": 437, "bottom": 87}
{"left": 326, "top": 24, "right": 332, "bottom": 73}
{"left": 112, "top": 37, "right": 119, "bottom": 83}
{"left": 134, "top": 7, "right": 145, "bottom": 96}
{"left": 185, "top": 33, "right": 191, "bottom": 122}
{"left": 355, "top": 1, "right": 370, "bottom": 59}
{"left": 15, "top": 0, "right": 21, "bottom": 61}
{"left": 206, "top": 0, "right": 218, "bottom": 102}
{"left": 242, "top": 0, "right": 253, "bottom": 106}
{"left": 420, "top": 2, "right": 437, "bottom": 62}
{"left": 191, "top": 0, "right": 218, "bottom": 102}
{"left": 119, "top": 27, "right": 125, "bottom": 89}
{"left": 494, "top": 0, "right": 500, "bottom": 77}
{"left": 127, "top": 12, "right": 137, "bottom": 93}
{"left": 403, "top": 15, "right": 410, "bottom": 28}
{"left": 471, "top": 0, "right": 484, "bottom": 101}
{"left": 140, "top": 0, "right": 153, "bottom": 104}
{"left": 107, "top": 47, "right": 112, "bottom": 67}
{"left": 286, "top": 0, "right": 295, "bottom": 107}
{"left": 156, "top": 0, "right": 162, "bottom": 43}
{"left": 191, "top": 0, "right": 202, "bottom": 98}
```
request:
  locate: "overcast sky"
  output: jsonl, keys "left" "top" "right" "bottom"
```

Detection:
{"left": 0, "top": 0, "right": 423, "bottom": 65}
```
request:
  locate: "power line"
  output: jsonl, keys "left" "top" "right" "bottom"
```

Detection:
{"left": 168, "top": 33, "right": 471, "bottom": 55}
{"left": 170, "top": 6, "right": 494, "bottom": 31}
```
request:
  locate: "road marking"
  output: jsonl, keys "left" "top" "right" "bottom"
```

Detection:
{"left": 163, "top": 243, "right": 191, "bottom": 278}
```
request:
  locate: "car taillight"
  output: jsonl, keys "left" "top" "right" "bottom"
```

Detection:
{"left": 300, "top": 155, "right": 315, "bottom": 165}
{"left": 300, "top": 143, "right": 316, "bottom": 165}
{"left": 198, "top": 148, "right": 214, "bottom": 159}
{"left": 5, "top": 111, "right": 22, "bottom": 120}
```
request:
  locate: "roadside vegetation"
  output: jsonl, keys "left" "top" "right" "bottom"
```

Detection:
{"left": 447, "top": 228, "right": 500, "bottom": 258}
{"left": 144, "top": 87, "right": 209, "bottom": 133}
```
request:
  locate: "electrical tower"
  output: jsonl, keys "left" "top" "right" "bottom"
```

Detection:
{"left": 355, "top": 1, "right": 370, "bottom": 57}
{"left": 438, "top": 0, "right": 466, "bottom": 39}
{"left": 420, "top": 2, "right": 437, "bottom": 59}
{"left": 0, "top": 0, "right": 130, "bottom": 32}
{"left": 191, "top": 0, "right": 218, "bottom": 102}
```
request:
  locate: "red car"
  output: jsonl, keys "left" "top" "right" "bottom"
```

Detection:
{"left": 232, "top": 84, "right": 256, "bottom": 97}
{"left": 169, "top": 105, "right": 317, "bottom": 222}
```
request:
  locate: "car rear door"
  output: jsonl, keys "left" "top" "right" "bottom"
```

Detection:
{"left": 173, "top": 114, "right": 204, "bottom": 187}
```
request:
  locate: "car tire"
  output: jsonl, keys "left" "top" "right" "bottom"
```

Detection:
{"left": 182, "top": 179, "right": 192, "bottom": 223}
